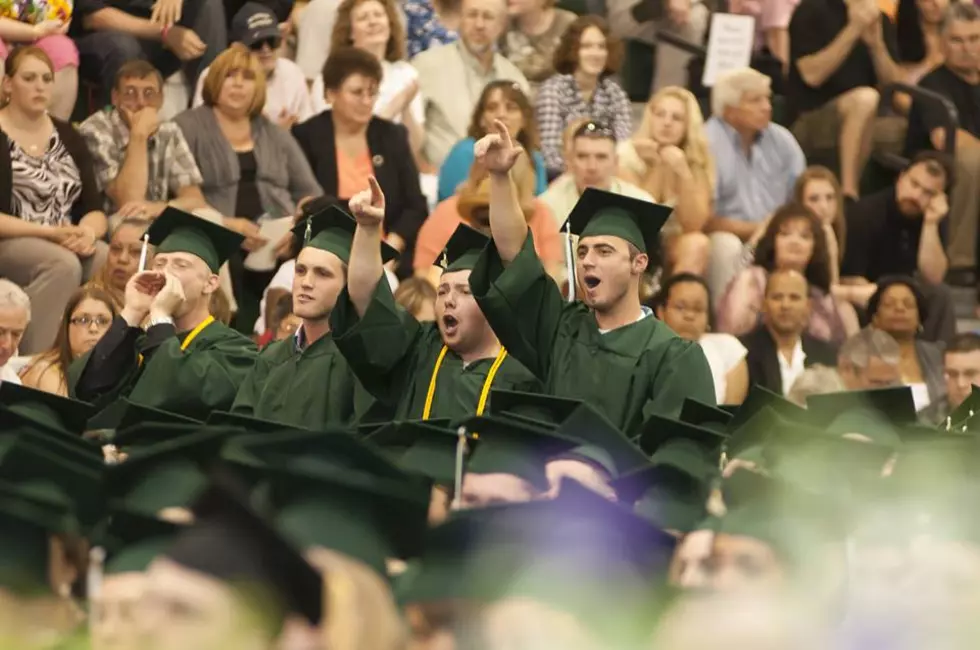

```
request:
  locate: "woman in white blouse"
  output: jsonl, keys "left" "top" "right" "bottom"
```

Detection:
{"left": 311, "top": 0, "right": 425, "bottom": 159}
{"left": 653, "top": 272, "right": 749, "bottom": 405}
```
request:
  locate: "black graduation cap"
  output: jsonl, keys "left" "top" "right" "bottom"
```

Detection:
{"left": 0, "top": 381, "right": 95, "bottom": 435}
{"left": 0, "top": 405, "right": 102, "bottom": 463}
{"left": 461, "top": 414, "right": 581, "bottom": 490}
{"left": 611, "top": 462, "right": 715, "bottom": 534}
{"left": 440, "top": 223, "right": 490, "bottom": 273}
{"left": 727, "top": 384, "right": 808, "bottom": 433}
{"left": 107, "top": 427, "right": 240, "bottom": 515}
{"left": 401, "top": 481, "right": 676, "bottom": 641}
{"left": 486, "top": 389, "right": 581, "bottom": 427}
{"left": 806, "top": 387, "right": 918, "bottom": 431}
{"left": 636, "top": 413, "right": 727, "bottom": 472}
{"left": 116, "top": 400, "right": 202, "bottom": 432}
{"left": 146, "top": 207, "right": 245, "bottom": 272}
{"left": 112, "top": 422, "right": 208, "bottom": 449}
{"left": 565, "top": 188, "right": 672, "bottom": 256}
{"left": 164, "top": 473, "right": 323, "bottom": 627}
{"left": 206, "top": 410, "right": 306, "bottom": 434}
{"left": 292, "top": 205, "right": 399, "bottom": 265}
{"left": 679, "top": 397, "right": 732, "bottom": 431}
{"left": 98, "top": 508, "right": 186, "bottom": 575}
{"left": 553, "top": 403, "right": 649, "bottom": 477}
{"left": 368, "top": 420, "right": 462, "bottom": 486}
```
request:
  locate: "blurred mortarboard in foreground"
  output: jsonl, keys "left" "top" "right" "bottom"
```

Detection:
{"left": 0, "top": 382, "right": 95, "bottom": 435}
{"left": 206, "top": 410, "right": 308, "bottom": 434}
{"left": 724, "top": 406, "right": 785, "bottom": 465}
{"left": 401, "top": 481, "right": 676, "bottom": 642}
{"left": 292, "top": 206, "right": 398, "bottom": 265}
{"left": 943, "top": 386, "right": 980, "bottom": 432}
{"left": 552, "top": 403, "right": 649, "bottom": 477}
{"left": 146, "top": 208, "right": 245, "bottom": 273}
{"left": 0, "top": 480, "right": 76, "bottom": 596}
{"left": 679, "top": 398, "right": 732, "bottom": 433}
{"left": 112, "top": 421, "right": 207, "bottom": 449}
{"left": 263, "top": 461, "right": 431, "bottom": 573}
{"left": 164, "top": 473, "right": 323, "bottom": 627}
{"left": 368, "top": 420, "right": 461, "bottom": 486}
{"left": 0, "top": 405, "right": 102, "bottom": 463}
{"left": 612, "top": 462, "right": 715, "bottom": 533}
{"left": 806, "top": 387, "right": 917, "bottom": 430}
{"left": 98, "top": 508, "right": 185, "bottom": 575}
{"left": 108, "top": 427, "right": 240, "bottom": 515}
{"left": 439, "top": 223, "right": 489, "bottom": 273}
{"left": 116, "top": 400, "right": 201, "bottom": 432}
{"left": 566, "top": 188, "right": 672, "bottom": 257}
{"left": 486, "top": 389, "right": 581, "bottom": 427}
{"left": 460, "top": 414, "right": 580, "bottom": 490}
{"left": 727, "top": 385, "right": 807, "bottom": 433}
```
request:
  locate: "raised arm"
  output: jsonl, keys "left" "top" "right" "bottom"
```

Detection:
{"left": 479, "top": 120, "right": 529, "bottom": 265}
{"left": 347, "top": 177, "right": 387, "bottom": 317}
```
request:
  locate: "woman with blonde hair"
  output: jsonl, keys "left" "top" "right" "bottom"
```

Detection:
{"left": 312, "top": 0, "right": 425, "bottom": 157}
{"left": 175, "top": 43, "right": 322, "bottom": 333}
{"left": 617, "top": 86, "right": 714, "bottom": 275}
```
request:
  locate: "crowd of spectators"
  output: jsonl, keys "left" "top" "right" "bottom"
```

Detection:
{"left": 0, "top": 0, "right": 979, "bottom": 429}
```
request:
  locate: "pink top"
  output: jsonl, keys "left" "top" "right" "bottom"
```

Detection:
{"left": 728, "top": 0, "right": 800, "bottom": 51}
{"left": 716, "top": 265, "right": 847, "bottom": 344}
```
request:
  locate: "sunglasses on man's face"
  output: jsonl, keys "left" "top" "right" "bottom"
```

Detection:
{"left": 250, "top": 37, "right": 282, "bottom": 51}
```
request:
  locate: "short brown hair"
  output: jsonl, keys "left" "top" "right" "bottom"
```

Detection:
{"left": 321, "top": 46, "right": 384, "bottom": 91}
{"left": 201, "top": 43, "right": 267, "bottom": 117}
{"left": 552, "top": 16, "right": 623, "bottom": 76}
{"left": 394, "top": 277, "right": 436, "bottom": 320}
{"left": 329, "top": 0, "right": 406, "bottom": 62}
{"left": 907, "top": 150, "right": 954, "bottom": 190}
{"left": 466, "top": 80, "right": 540, "bottom": 151}
{"left": 114, "top": 59, "right": 163, "bottom": 90}
{"left": 6, "top": 45, "right": 53, "bottom": 77}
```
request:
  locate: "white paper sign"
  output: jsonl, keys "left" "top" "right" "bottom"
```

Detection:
{"left": 701, "top": 13, "right": 756, "bottom": 88}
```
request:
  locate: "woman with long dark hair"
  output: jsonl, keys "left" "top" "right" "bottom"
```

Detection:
{"left": 717, "top": 202, "right": 859, "bottom": 343}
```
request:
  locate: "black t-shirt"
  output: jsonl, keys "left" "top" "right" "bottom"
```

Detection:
{"left": 235, "top": 150, "right": 264, "bottom": 221}
{"left": 787, "top": 0, "right": 899, "bottom": 122}
{"left": 841, "top": 187, "right": 947, "bottom": 281}
{"left": 905, "top": 65, "right": 980, "bottom": 155}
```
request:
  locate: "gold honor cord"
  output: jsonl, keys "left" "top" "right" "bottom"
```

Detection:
{"left": 421, "top": 346, "right": 509, "bottom": 420}
{"left": 138, "top": 315, "right": 215, "bottom": 366}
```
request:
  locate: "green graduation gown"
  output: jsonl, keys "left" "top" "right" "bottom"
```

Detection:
{"left": 330, "top": 280, "right": 543, "bottom": 421}
{"left": 68, "top": 316, "right": 258, "bottom": 422}
{"left": 470, "top": 234, "right": 715, "bottom": 436}
{"left": 230, "top": 329, "right": 378, "bottom": 428}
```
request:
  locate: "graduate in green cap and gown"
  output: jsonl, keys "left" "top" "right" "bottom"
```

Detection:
{"left": 69, "top": 209, "right": 258, "bottom": 421}
{"left": 231, "top": 207, "right": 393, "bottom": 428}
{"left": 331, "top": 177, "right": 541, "bottom": 421}
{"left": 465, "top": 120, "right": 715, "bottom": 435}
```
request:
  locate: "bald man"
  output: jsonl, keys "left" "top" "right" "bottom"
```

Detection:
{"left": 738, "top": 269, "right": 839, "bottom": 396}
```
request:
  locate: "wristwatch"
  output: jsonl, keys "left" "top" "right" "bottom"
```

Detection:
{"left": 148, "top": 315, "right": 175, "bottom": 328}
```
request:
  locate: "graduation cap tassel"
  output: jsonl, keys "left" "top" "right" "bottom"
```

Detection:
{"left": 87, "top": 546, "right": 105, "bottom": 610}
{"left": 452, "top": 425, "right": 468, "bottom": 511}
{"left": 137, "top": 233, "right": 150, "bottom": 272}
{"left": 564, "top": 221, "right": 575, "bottom": 303}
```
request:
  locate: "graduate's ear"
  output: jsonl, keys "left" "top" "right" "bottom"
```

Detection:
{"left": 202, "top": 272, "right": 221, "bottom": 297}
{"left": 631, "top": 252, "right": 649, "bottom": 276}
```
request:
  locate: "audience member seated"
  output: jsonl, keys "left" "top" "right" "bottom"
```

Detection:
{"left": 293, "top": 0, "right": 341, "bottom": 85}
{"left": 894, "top": 0, "right": 947, "bottom": 86}
{"left": 728, "top": 0, "right": 800, "bottom": 72}
{"left": 787, "top": 0, "right": 903, "bottom": 199}
{"left": 941, "top": 332, "right": 980, "bottom": 423}
{"left": 85, "top": 217, "right": 151, "bottom": 310}
{"left": 293, "top": 47, "right": 427, "bottom": 272}
{"left": 310, "top": 0, "right": 425, "bottom": 159}
{"left": 0, "top": 280, "right": 29, "bottom": 385}
{"left": 19, "top": 287, "right": 116, "bottom": 396}
{"left": 413, "top": 0, "right": 529, "bottom": 169}
{"left": 617, "top": 86, "right": 713, "bottom": 275}
{"left": 0, "top": 16, "right": 78, "bottom": 119}
{"left": 394, "top": 276, "right": 438, "bottom": 321}
{"left": 905, "top": 3, "right": 980, "bottom": 277}
{"left": 840, "top": 151, "right": 956, "bottom": 343}
{"left": 606, "top": 0, "right": 708, "bottom": 90}
{"left": 416, "top": 154, "right": 560, "bottom": 283}
{"left": 535, "top": 16, "right": 632, "bottom": 178}
{"left": 404, "top": 0, "right": 460, "bottom": 58}
{"left": 440, "top": 80, "right": 546, "bottom": 202}
{"left": 260, "top": 290, "right": 298, "bottom": 345}
{"left": 81, "top": 60, "right": 208, "bottom": 221}
{"left": 498, "top": 0, "right": 575, "bottom": 91}
{"left": 0, "top": 47, "right": 108, "bottom": 355}
{"left": 653, "top": 273, "right": 749, "bottom": 405}
{"left": 705, "top": 68, "right": 807, "bottom": 299}
{"left": 195, "top": 3, "right": 314, "bottom": 129}
{"left": 718, "top": 203, "right": 859, "bottom": 344}
{"left": 70, "top": 0, "right": 226, "bottom": 103}
{"left": 867, "top": 276, "right": 946, "bottom": 411}
{"left": 541, "top": 120, "right": 654, "bottom": 228}
{"left": 176, "top": 44, "right": 323, "bottom": 332}
{"left": 786, "top": 364, "right": 846, "bottom": 405}
{"left": 793, "top": 165, "right": 847, "bottom": 285}
{"left": 739, "top": 268, "right": 839, "bottom": 396}
{"left": 837, "top": 326, "right": 902, "bottom": 390}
